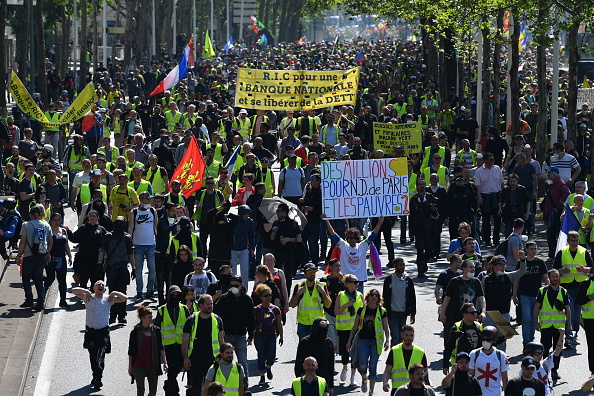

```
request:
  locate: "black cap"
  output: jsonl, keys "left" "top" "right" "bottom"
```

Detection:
{"left": 230, "top": 275, "right": 243, "bottom": 284}
{"left": 521, "top": 356, "right": 537, "bottom": 369}
{"left": 303, "top": 263, "right": 317, "bottom": 272}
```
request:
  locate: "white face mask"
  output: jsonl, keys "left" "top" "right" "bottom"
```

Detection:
{"left": 482, "top": 341, "right": 492, "bottom": 350}
{"left": 230, "top": 287, "right": 240, "bottom": 294}
{"left": 521, "top": 235, "right": 529, "bottom": 243}
{"left": 168, "top": 217, "right": 176, "bottom": 225}
{"left": 457, "top": 269, "right": 463, "bottom": 274}
{"left": 553, "top": 153, "right": 560, "bottom": 159}
{"left": 497, "top": 270, "right": 505, "bottom": 276}
{"left": 467, "top": 272, "right": 475, "bottom": 278}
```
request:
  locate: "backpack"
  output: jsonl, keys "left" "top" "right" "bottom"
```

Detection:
{"left": 281, "top": 166, "right": 305, "bottom": 181}
{"left": 472, "top": 347, "right": 503, "bottom": 370}
{"left": 494, "top": 233, "right": 522, "bottom": 257}
{"left": 184, "top": 271, "right": 214, "bottom": 287}
{"left": 256, "top": 304, "right": 277, "bottom": 333}
{"left": 27, "top": 222, "right": 48, "bottom": 256}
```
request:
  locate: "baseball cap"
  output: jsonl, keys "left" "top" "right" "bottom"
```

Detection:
{"left": 98, "top": 108, "right": 107, "bottom": 113}
{"left": 523, "top": 144, "right": 532, "bottom": 150}
{"left": 456, "top": 352, "right": 470, "bottom": 362}
{"left": 90, "top": 169, "right": 102, "bottom": 176}
{"left": 521, "top": 356, "right": 537, "bottom": 369}
{"left": 548, "top": 166, "right": 560, "bottom": 175}
{"left": 288, "top": 154, "right": 297, "bottom": 159}
{"left": 42, "top": 144, "right": 54, "bottom": 153}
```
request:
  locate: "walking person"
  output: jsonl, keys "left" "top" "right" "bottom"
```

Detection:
{"left": 290, "top": 263, "right": 332, "bottom": 340}
{"left": 576, "top": 270, "right": 594, "bottom": 375}
{"left": 382, "top": 325, "right": 428, "bottom": 394}
{"left": 253, "top": 283, "right": 283, "bottom": 387}
{"left": 469, "top": 326, "right": 510, "bottom": 396}
{"left": 129, "top": 191, "right": 158, "bottom": 303}
{"left": 346, "top": 289, "right": 390, "bottom": 395}
{"left": 382, "top": 258, "right": 416, "bottom": 346}
{"left": 201, "top": 343, "right": 246, "bottom": 396}
{"left": 295, "top": 318, "right": 335, "bottom": 396}
{"left": 45, "top": 212, "right": 72, "bottom": 308}
{"left": 291, "top": 356, "right": 330, "bottom": 396}
{"left": 128, "top": 306, "right": 168, "bottom": 396}
{"left": 72, "top": 280, "right": 127, "bottom": 390}
{"left": 16, "top": 205, "right": 53, "bottom": 309}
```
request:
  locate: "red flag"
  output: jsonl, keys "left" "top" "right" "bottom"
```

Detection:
{"left": 168, "top": 137, "right": 206, "bottom": 198}
{"left": 187, "top": 37, "right": 195, "bottom": 66}
{"left": 252, "top": 23, "right": 259, "bottom": 33}
{"left": 324, "top": 245, "right": 341, "bottom": 274}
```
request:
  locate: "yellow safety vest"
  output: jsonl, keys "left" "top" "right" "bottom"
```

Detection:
{"left": 80, "top": 183, "right": 108, "bottom": 205}
{"left": 292, "top": 377, "right": 326, "bottom": 396}
{"left": 68, "top": 147, "right": 87, "bottom": 171}
{"left": 395, "top": 102, "right": 407, "bottom": 117}
{"left": 423, "top": 98, "right": 438, "bottom": 118}
{"left": 205, "top": 160, "right": 221, "bottom": 180}
{"left": 192, "top": 190, "right": 223, "bottom": 222}
{"left": 165, "top": 111, "right": 182, "bottom": 131}
{"left": 214, "top": 362, "right": 240, "bottom": 396}
{"left": 439, "top": 109, "right": 455, "bottom": 130}
{"left": 238, "top": 118, "right": 250, "bottom": 141}
{"left": 358, "top": 305, "right": 387, "bottom": 355}
{"left": 262, "top": 168, "right": 274, "bottom": 198}
{"left": 457, "top": 149, "right": 477, "bottom": 166}
{"left": 188, "top": 313, "right": 220, "bottom": 358}
{"left": 538, "top": 286, "right": 567, "bottom": 329}
{"left": 335, "top": 291, "right": 363, "bottom": 331}
{"left": 409, "top": 173, "right": 418, "bottom": 196}
{"left": 216, "top": 179, "right": 232, "bottom": 199}
{"left": 560, "top": 245, "right": 588, "bottom": 284}
{"left": 281, "top": 117, "right": 297, "bottom": 132}
{"left": 576, "top": 208, "right": 591, "bottom": 245}
{"left": 450, "top": 321, "right": 482, "bottom": 364}
{"left": 146, "top": 167, "right": 167, "bottom": 194}
{"left": 128, "top": 179, "right": 150, "bottom": 194}
{"left": 297, "top": 281, "right": 326, "bottom": 325}
{"left": 583, "top": 281, "right": 594, "bottom": 319}
{"left": 423, "top": 166, "right": 447, "bottom": 187}
{"left": 183, "top": 112, "right": 197, "bottom": 130}
{"left": 420, "top": 146, "right": 445, "bottom": 171}
{"left": 419, "top": 115, "right": 429, "bottom": 135}
{"left": 321, "top": 125, "right": 339, "bottom": 145}
{"left": 113, "top": 118, "right": 122, "bottom": 135}
{"left": 44, "top": 111, "right": 60, "bottom": 131}
{"left": 171, "top": 233, "right": 199, "bottom": 259}
{"left": 98, "top": 98, "right": 107, "bottom": 108}
{"left": 166, "top": 193, "right": 186, "bottom": 207}
{"left": 162, "top": 97, "right": 174, "bottom": 108}
{"left": 391, "top": 344, "right": 425, "bottom": 388}
{"left": 250, "top": 115, "right": 269, "bottom": 135}
{"left": 158, "top": 304, "right": 187, "bottom": 345}
{"left": 283, "top": 157, "right": 304, "bottom": 168}
{"left": 206, "top": 143, "right": 224, "bottom": 165}
{"left": 98, "top": 146, "right": 119, "bottom": 163}
{"left": 570, "top": 194, "right": 594, "bottom": 212}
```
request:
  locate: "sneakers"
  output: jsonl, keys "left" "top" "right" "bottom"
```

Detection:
{"left": 340, "top": 368, "right": 348, "bottom": 382}
{"left": 134, "top": 293, "right": 143, "bottom": 303}
{"left": 361, "top": 378, "right": 368, "bottom": 393}
{"left": 20, "top": 300, "right": 34, "bottom": 308}
{"left": 59, "top": 300, "right": 70, "bottom": 308}
{"left": 93, "top": 380, "right": 103, "bottom": 390}
{"left": 551, "top": 369, "right": 560, "bottom": 380}
{"left": 145, "top": 292, "right": 156, "bottom": 302}
{"left": 564, "top": 338, "right": 573, "bottom": 349}
{"left": 118, "top": 316, "right": 127, "bottom": 324}
{"left": 369, "top": 390, "right": 374, "bottom": 396}
{"left": 259, "top": 375, "right": 266, "bottom": 386}
{"left": 266, "top": 366, "right": 273, "bottom": 380}
{"left": 572, "top": 336, "right": 580, "bottom": 345}
{"left": 350, "top": 376, "right": 358, "bottom": 387}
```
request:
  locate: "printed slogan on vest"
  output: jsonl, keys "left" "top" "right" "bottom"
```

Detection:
{"left": 321, "top": 158, "right": 409, "bottom": 219}
{"left": 236, "top": 67, "right": 360, "bottom": 110}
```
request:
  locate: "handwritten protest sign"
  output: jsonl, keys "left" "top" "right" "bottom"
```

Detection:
{"left": 578, "top": 88, "right": 594, "bottom": 107}
{"left": 235, "top": 67, "right": 359, "bottom": 110}
{"left": 373, "top": 122, "right": 422, "bottom": 155}
{"left": 321, "top": 158, "right": 409, "bottom": 219}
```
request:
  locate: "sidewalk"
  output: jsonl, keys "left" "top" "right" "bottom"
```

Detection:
{"left": 0, "top": 258, "right": 43, "bottom": 396}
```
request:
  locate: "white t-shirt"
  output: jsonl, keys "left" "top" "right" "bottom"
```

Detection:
{"left": 72, "top": 171, "right": 91, "bottom": 190}
{"left": 337, "top": 238, "right": 370, "bottom": 282}
{"left": 518, "top": 353, "right": 553, "bottom": 396}
{"left": 131, "top": 207, "right": 156, "bottom": 245}
{"left": 469, "top": 348, "right": 509, "bottom": 396}
{"left": 184, "top": 271, "right": 216, "bottom": 296}
{"left": 85, "top": 295, "right": 114, "bottom": 329}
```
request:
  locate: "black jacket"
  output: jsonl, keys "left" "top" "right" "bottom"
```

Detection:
{"left": 295, "top": 317, "right": 335, "bottom": 389}
{"left": 213, "top": 290, "right": 255, "bottom": 339}
{"left": 382, "top": 273, "right": 416, "bottom": 316}
{"left": 128, "top": 324, "right": 165, "bottom": 375}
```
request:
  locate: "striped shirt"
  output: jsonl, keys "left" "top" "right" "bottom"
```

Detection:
{"left": 550, "top": 153, "right": 579, "bottom": 183}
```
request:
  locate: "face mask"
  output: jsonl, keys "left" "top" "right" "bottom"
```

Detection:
{"left": 168, "top": 217, "right": 176, "bottom": 225}
{"left": 482, "top": 341, "right": 492, "bottom": 350}
{"left": 39, "top": 197, "right": 46, "bottom": 202}
{"left": 553, "top": 153, "right": 560, "bottom": 159}
{"left": 457, "top": 269, "right": 463, "bottom": 274}
{"left": 497, "top": 270, "right": 505, "bottom": 276}
{"left": 230, "top": 287, "right": 240, "bottom": 295}
{"left": 169, "top": 295, "right": 181, "bottom": 305}
{"left": 467, "top": 272, "right": 475, "bottom": 277}
{"left": 488, "top": 136, "right": 495, "bottom": 140}
{"left": 114, "top": 223, "right": 124, "bottom": 232}
{"left": 521, "top": 235, "right": 529, "bottom": 242}
{"left": 316, "top": 326, "right": 329, "bottom": 339}
{"left": 546, "top": 179, "right": 553, "bottom": 185}
{"left": 228, "top": 90, "right": 235, "bottom": 95}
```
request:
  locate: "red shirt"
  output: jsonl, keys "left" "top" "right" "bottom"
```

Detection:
{"left": 134, "top": 334, "right": 153, "bottom": 369}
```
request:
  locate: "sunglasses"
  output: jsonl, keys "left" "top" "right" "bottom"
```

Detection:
{"left": 262, "top": 294, "right": 271, "bottom": 298}
{"left": 369, "top": 293, "right": 379, "bottom": 297}
{"left": 206, "top": 182, "right": 214, "bottom": 185}
{"left": 532, "top": 351, "right": 543, "bottom": 356}
{"left": 350, "top": 280, "right": 360, "bottom": 284}
{"left": 466, "top": 310, "right": 478, "bottom": 315}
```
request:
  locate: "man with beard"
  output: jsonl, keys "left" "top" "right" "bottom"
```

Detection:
{"left": 202, "top": 343, "right": 246, "bottom": 396}
{"left": 294, "top": 318, "right": 335, "bottom": 395}
{"left": 98, "top": 216, "right": 135, "bottom": 324}
{"left": 35, "top": 144, "right": 61, "bottom": 174}
{"left": 505, "top": 356, "right": 545, "bottom": 396}
{"left": 291, "top": 357, "right": 329, "bottom": 396}
{"left": 154, "top": 285, "right": 190, "bottom": 396}
{"left": 182, "top": 294, "right": 225, "bottom": 396}
{"left": 442, "top": 352, "right": 482, "bottom": 396}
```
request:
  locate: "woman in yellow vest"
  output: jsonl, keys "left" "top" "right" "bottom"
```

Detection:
{"left": 345, "top": 288, "right": 389, "bottom": 394}
{"left": 334, "top": 274, "right": 364, "bottom": 387}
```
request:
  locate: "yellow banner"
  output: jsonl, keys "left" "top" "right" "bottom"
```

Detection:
{"left": 9, "top": 71, "right": 96, "bottom": 128}
{"left": 235, "top": 67, "right": 360, "bottom": 110}
{"left": 373, "top": 122, "right": 423, "bottom": 156}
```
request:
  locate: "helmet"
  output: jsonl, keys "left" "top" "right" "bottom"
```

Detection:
{"left": 2, "top": 198, "right": 16, "bottom": 211}
{"left": 61, "top": 90, "right": 68, "bottom": 96}
{"left": 179, "top": 216, "right": 191, "bottom": 229}
{"left": 481, "top": 326, "right": 498, "bottom": 340}
{"left": 525, "top": 342, "right": 544, "bottom": 353}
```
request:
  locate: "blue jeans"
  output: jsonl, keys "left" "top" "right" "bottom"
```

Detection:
{"left": 388, "top": 311, "right": 407, "bottom": 346}
{"left": 357, "top": 281, "right": 365, "bottom": 294}
{"left": 254, "top": 333, "right": 277, "bottom": 374}
{"left": 400, "top": 216, "right": 408, "bottom": 242}
{"left": 134, "top": 245, "right": 156, "bottom": 295}
{"left": 45, "top": 256, "right": 67, "bottom": 300}
{"left": 297, "top": 323, "right": 311, "bottom": 340}
{"left": 230, "top": 249, "right": 250, "bottom": 288}
{"left": 567, "top": 287, "right": 582, "bottom": 337}
{"left": 224, "top": 334, "right": 249, "bottom": 387}
{"left": 357, "top": 337, "right": 379, "bottom": 380}
{"left": 22, "top": 255, "right": 45, "bottom": 303}
{"left": 520, "top": 295, "right": 537, "bottom": 344}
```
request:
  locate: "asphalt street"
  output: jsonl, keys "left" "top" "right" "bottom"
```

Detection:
{"left": 19, "top": 169, "right": 592, "bottom": 396}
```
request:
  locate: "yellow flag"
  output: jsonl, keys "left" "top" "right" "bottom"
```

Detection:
{"left": 203, "top": 31, "right": 216, "bottom": 60}
{"left": 584, "top": 75, "right": 591, "bottom": 89}
{"left": 58, "top": 80, "right": 97, "bottom": 124}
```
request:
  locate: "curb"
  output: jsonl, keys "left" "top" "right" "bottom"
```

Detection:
{"left": 18, "top": 280, "right": 46, "bottom": 396}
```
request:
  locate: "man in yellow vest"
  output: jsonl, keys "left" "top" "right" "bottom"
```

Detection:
{"left": 129, "top": 166, "right": 153, "bottom": 195}
{"left": 206, "top": 132, "right": 229, "bottom": 165}
{"left": 422, "top": 152, "right": 450, "bottom": 188}
{"left": 291, "top": 357, "right": 329, "bottom": 396}
{"left": 182, "top": 294, "right": 225, "bottom": 395}
{"left": 109, "top": 172, "right": 139, "bottom": 221}
{"left": 154, "top": 285, "right": 190, "bottom": 395}
{"left": 290, "top": 263, "right": 332, "bottom": 340}
{"left": 201, "top": 343, "right": 245, "bottom": 396}
{"left": 237, "top": 109, "right": 251, "bottom": 142}
{"left": 415, "top": 134, "right": 447, "bottom": 172}
{"left": 391, "top": 363, "right": 436, "bottom": 395}
{"left": 553, "top": 230, "right": 591, "bottom": 349}
{"left": 97, "top": 136, "right": 119, "bottom": 164}
{"left": 43, "top": 102, "right": 61, "bottom": 160}
{"left": 382, "top": 325, "right": 427, "bottom": 392}
{"left": 145, "top": 154, "right": 169, "bottom": 195}
{"left": 183, "top": 104, "right": 198, "bottom": 130}
{"left": 535, "top": 268, "right": 571, "bottom": 380}
{"left": 576, "top": 268, "right": 594, "bottom": 375}
{"left": 260, "top": 158, "right": 275, "bottom": 198}
{"left": 455, "top": 138, "right": 477, "bottom": 167}
{"left": 165, "top": 102, "right": 183, "bottom": 132}
{"left": 76, "top": 169, "right": 107, "bottom": 213}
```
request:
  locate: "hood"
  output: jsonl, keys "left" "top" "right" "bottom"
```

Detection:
{"left": 310, "top": 317, "right": 328, "bottom": 339}
{"left": 167, "top": 285, "right": 181, "bottom": 298}
{"left": 238, "top": 205, "right": 251, "bottom": 216}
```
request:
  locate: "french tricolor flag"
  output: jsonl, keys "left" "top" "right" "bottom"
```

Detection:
{"left": 556, "top": 204, "right": 581, "bottom": 254}
{"left": 150, "top": 46, "right": 188, "bottom": 97}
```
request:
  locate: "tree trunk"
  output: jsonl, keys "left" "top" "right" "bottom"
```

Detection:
{"left": 442, "top": 28, "right": 457, "bottom": 104}
{"left": 123, "top": 0, "right": 135, "bottom": 71}
{"left": 35, "top": 0, "right": 47, "bottom": 104}
{"left": 17, "top": 0, "right": 29, "bottom": 82}
{"left": 481, "top": 27, "right": 491, "bottom": 136}
{"left": 492, "top": 10, "right": 503, "bottom": 136}
{"left": 80, "top": 0, "right": 88, "bottom": 88}
{"left": 92, "top": 0, "right": 98, "bottom": 69}
{"left": 509, "top": 9, "right": 521, "bottom": 137}
{"left": 160, "top": 0, "right": 173, "bottom": 55}
{"left": 0, "top": 0, "right": 7, "bottom": 108}
{"left": 137, "top": 0, "right": 147, "bottom": 60}
{"left": 60, "top": 13, "right": 69, "bottom": 76}
{"left": 279, "top": 1, "right": 289, "bottom": 42}
{"left": 567, "top": 20, "right": 580, "bottom": 144}
{"left": 271, "top": 0, "right": 279, "bottom": 39}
